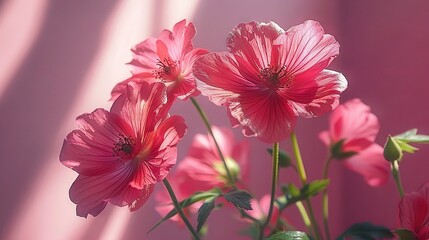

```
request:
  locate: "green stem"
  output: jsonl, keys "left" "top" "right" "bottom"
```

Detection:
{"left": 391, "top": 160, "right": 405, "bottom": 198}
{"left": 163, "top": 179, "right": 200, "bottom": 240}
{"left": 322, "top": 156, "right": 333, "bottom": 240}
{"left": 190, "top": 97, "right": 235, "bottom": 186}
{"left": 258, "top": 142, "right": 280, "bottom": 240}
{"left": 290, "top": 132, "right": 323, "bottom": 240}
{"left": 295, "top": 201, "right": 312, "bottom": 233}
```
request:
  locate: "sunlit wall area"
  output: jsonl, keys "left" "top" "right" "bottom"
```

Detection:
{"left": 1, "top": 0, "right": 428, "bottom": 239}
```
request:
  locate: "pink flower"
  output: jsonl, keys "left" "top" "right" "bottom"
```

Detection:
{"left": 399, "top": 182, "right": 429, "bottom": 239}
{"left": 176, "top": 126, "right": 249, "bottom": 196}
{"left": 111, "top": 19, "right": 208, "bottom": 101}
{"left": 193, "top": 20, "right": 347, "bottom": 143}
{"left": 60, "top": 82, "right": 187, "bottom": 217}
{"left": 248, "top": 195, "right": 279, "bottom": 225}
{"left": 319, "top": 98, "right": 390, "bottom": 186}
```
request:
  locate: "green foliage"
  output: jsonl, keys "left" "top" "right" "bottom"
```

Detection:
{"left": 265, "top": 231, "right": 313, "bottom": 240}
{"left": 336, "top": 222, "right": 394, "bottom": 240}
{"left": 223, "top": 189, "right": 253, "bottom": 210}
{"left": 197, "top": 196, "right": 217, "bottom": 233}
{"left": 384, "top": 129, "right": 429, "bottom": 162}
{"left": 267, "top": 148, "right": 292, "bottom": 168}
{"left": 330, "top": 139, "right": 358, "bottom": 160}
{"left": 394, "top": 228, "right": 416, "bottom": 240}
{"left": 148, "top": 189, "right": 221, "bottom": 233}
{"left": 277, "top": 180, "right": 329, "bottom": 210}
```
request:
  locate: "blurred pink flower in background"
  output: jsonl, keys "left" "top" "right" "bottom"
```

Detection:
{"left": 399, "top": 182, "right": 429, "bottom": 240}
{"left": 175, "top": 126, "right": 249, "bottom": 196}
{"left": 111, "top": 19, "right": 208, "bottom": 101}
{"left": 193, "top": 20, "right": 347, "bottom": 143}
{"left": 60, "top": 82, "right": 187, "bottom": 217}
{"left": 319, "top": 98, "right": 390, "bottom": 186}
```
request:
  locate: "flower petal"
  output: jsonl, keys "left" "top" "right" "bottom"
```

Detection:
{"left": 229, "top": 91, "right": 296, "bottom": 143}
{"left": 289, "top": 70, "right": 347, "bottom": 118}
{"left": 399, "top": 192, "right": 429, "bottom": 234}
{"left": 275, "top": 20, "right": 339, "bottom": 76}
{"left": 60, "top": 109, "right": 132, "bottom": 176}
{"left": 343, "top": 144, "right": 390, "bottom": 186}
{"left": 69, "top": 163, "right": 134, "bottom": 217}
{"left": 158, "top": 19, "right": 196, "bottom": 60}
{"left": 227, "top": 21, "right": 284, "bottom": 69}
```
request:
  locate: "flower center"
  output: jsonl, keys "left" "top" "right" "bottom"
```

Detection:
{"left": 112, "top": 134, "right": 135, "bottom": 161}
{"left": 258, "top": 65, "right": 292, "bottom": 89}
{"left": 153, "top": 57, "right": 178, "bottom": 80}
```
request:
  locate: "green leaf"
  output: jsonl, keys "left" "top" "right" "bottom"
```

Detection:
{"left": 394, "top": 228, "right": 416, "bottom": 240}
{"left": 396, "top": 140, "right": 419, "bottom": 153}
{"left": 395, "top": 128, "right": 429, "bottom": 143}
{"left": 267, "top": 148, "right": 292, "bottom": 168}
{"left": 196, "top": 196, "right": 216, "bottom": 233}
{"left": 384, "top": 135, "right": 403, "bottom": 162}
{"left": 223, "top": 189, "right": 253, "bottom": 210}
{"left": 336, "top": 222, "right": 394, "bottom": 240}
{"left": 265, "top": 231, "right": 313, "bottom": 240}
{"left": 148, "top": 189, "right": 221, "bottom": 233}
{"left": 278, "top": 180, "right": 329, "bottom": 210}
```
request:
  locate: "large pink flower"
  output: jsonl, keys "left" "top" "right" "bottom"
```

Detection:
{"left": 319, "top": 98, "right": 389, "bottom": 186}
{"left": 60, "top": 82, "right": 187, "bottom": 217}
{"left": 111, "top": 19, "right": 208, "bottom": 100}
{"left": 193, "top": 20, "right": 347, "bottom": 143}
{"left": 176, "top": 126, "right": 249, "bottom": 196}
{"left": 399, "top": 182, "right": 429, "bottom": 239}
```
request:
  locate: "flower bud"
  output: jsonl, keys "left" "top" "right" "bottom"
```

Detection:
{"left": 383, "top": 135, "right": 403, "bottom": 162}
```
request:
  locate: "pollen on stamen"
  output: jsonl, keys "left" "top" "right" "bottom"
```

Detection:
{"left": 258, "top": 65, "right": 291, "bottom": 89}
{"left": 112, "top": 134, "right": 135, "bottom": 162}
{"left": 152, "top": 57, "right": 177, "bottom": 80}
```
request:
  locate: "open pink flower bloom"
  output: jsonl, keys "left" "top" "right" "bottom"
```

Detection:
{"left": 399, "top": 182, "right": 429, "bottom": 239}
{"left": 111, "top": 19, "right": 208, "bottom": 101}
{"left": 193, "top": 20, "right": 347, "bottom": 143}
{"left": 60, "top": 82, "right": 187, "bottom": 217}
{"left": 176, "top": 126, "right": 249, "bottom": 196}
{"left": 248, "top": 195, "right": 279, "bottom": 224}
{"left": 319, "top": 98, "right": 389, "bottom": 186}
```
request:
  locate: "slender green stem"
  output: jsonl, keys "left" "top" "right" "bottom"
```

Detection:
{"left": 258, "top": 142, "right": 280, "bottom": 240}
{"left": 190, "top": 97, "right": 235, "bottom": 186}
{"left": 295, "top": 201, "right": 312, "bottom": 234}
{"left": 391, "top": 160, "right": 405, "bottom": 198}
{"left": 163, "top": 179, "right": 200, "bottom": 240}
{"left": 290, "top": 132, "right": 323, "bottom": 240}
{"left": 321, "top": 156, "right": 333, "bottom": 240}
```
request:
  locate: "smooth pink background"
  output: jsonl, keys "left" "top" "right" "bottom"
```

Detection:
{"left": 1, "top": 0, "right": 429, "bottom": 239}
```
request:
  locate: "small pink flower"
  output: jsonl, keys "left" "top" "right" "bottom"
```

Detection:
{"left": 193, "top": 20, "right": 347, "bottom": 143}
{"left": 177, "top": 126, "right": 249, "bottom": 196}
{"left": 60, "top": 82, "right": 187, "bottom": 217}
{"left": 399, "top": 182, "right": 429, "bottom": 239}
{"left": 248, "top": 195, "right": 279, "bottom": 225}
{"left": 319, "top": 98, "right": 389, "bottom": 186}
{"left": 111, "top": 19, "right": 208, "bottom": 101}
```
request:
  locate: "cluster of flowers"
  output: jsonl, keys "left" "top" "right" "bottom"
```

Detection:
{"left": 60, "top": 19, "right": 429, "bottom": 240}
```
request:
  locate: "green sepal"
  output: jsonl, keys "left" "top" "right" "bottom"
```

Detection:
{"left": 395, "top": 128, "right": 429, "bottom": 143}
{"left": 394, "top": 228, "right": 416, "bottom": 240}
{"left": 330, "top": 139, "right": 357, "bottom": 160}
{"left": 384, "top": 135, "right": 403, "bottom": 162}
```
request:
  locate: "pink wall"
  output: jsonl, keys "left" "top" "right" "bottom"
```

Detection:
{"left": 1, "top": 0, "right": 428, "bottom": 239}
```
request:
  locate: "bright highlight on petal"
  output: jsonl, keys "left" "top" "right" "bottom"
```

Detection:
{"left": 194, "top": 20, "right": 347, "bottom": 143}
{"left": 111, "top": 19, "right": 208, "bottom": 101}
{"left": 60, "top": 82, "right": 187, "bottom": 217}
